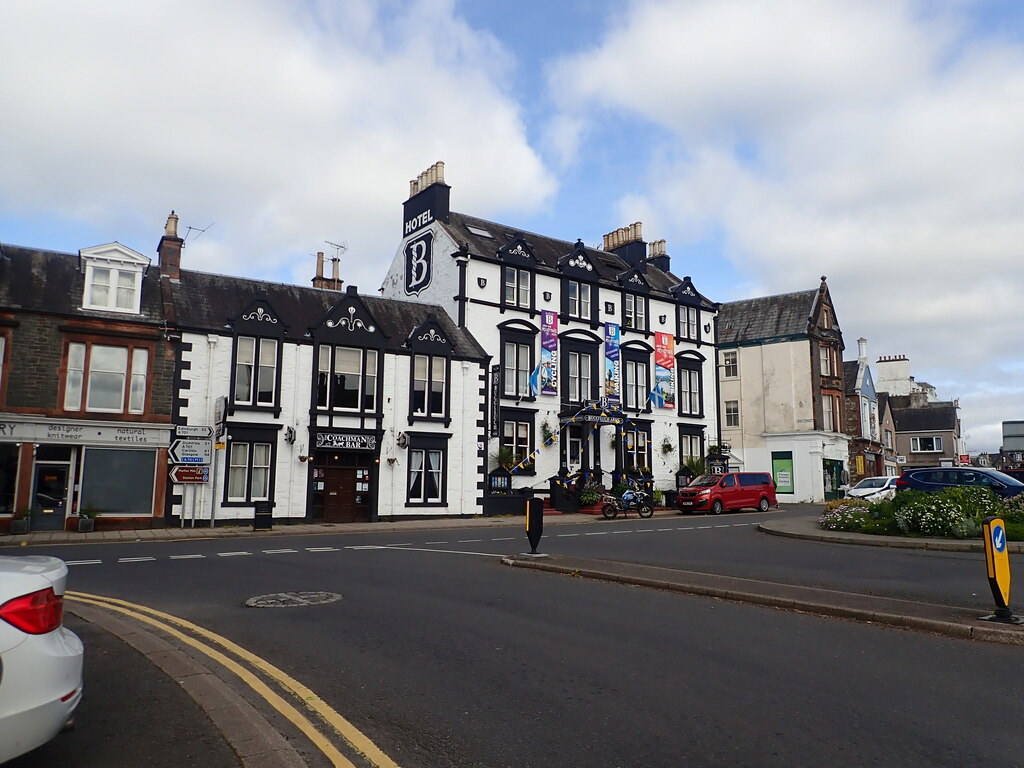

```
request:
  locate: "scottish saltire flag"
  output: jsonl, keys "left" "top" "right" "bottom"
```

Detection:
{"left": 647, "top": 382, "right": 665, "bottom": 409}
{"left": 529, "top": 364, "right": 542, "bottom": 397}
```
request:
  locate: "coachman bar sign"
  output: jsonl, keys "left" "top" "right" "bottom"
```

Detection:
{"left": 315, "top": 432, "right": 378, "bottom": 451}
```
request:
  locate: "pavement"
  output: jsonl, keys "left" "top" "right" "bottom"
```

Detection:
{"left": 6, "top": 507, "right": 1023, "bottom": 767}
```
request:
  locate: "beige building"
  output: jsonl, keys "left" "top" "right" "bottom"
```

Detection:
{"left": 716, "top": 278, "right": 850, "bottom": 502}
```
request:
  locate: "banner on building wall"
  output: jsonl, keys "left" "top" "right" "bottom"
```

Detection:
{"left": 604, "top": 322, "right": 620, "bottom": 404}
{"left": 654, "top": 332, "right": 675, "bottom": 409}
{"left": 489, "top": 364, "right": 500, "bottom": 437}
{"left": 541, "top": 311, "right": 558, "bottom": 395}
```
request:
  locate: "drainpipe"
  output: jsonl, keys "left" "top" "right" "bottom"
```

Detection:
{"left": 207, "top": 334, "right": 219, "bottom": 528}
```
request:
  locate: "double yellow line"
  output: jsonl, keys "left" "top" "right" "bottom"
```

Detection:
{"left": 67, "top": 592, "right": 399, "bottom": 768}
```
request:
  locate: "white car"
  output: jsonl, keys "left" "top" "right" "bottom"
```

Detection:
{"left": 0, "top": 556, "right": 84, "bottom": 763}
{"left": 845, "top": 476, "right": 898, "bottom": 502}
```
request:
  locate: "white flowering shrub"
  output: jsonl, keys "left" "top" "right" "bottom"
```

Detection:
{"left": 1001, "top": 493, "right": 1024, "bottom": 523}
{"left": 819, "top": 503, "right": 872, "bottom": 532}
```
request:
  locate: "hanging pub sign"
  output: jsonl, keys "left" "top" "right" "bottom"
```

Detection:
{"left": 541, "top": 311, "right": 558, "bottom": 395}
{"left": 404, "top": 231, "right": 433, "bottom": 296}
{"left": 315, "top": 432, "right": 378, "bottom": 451}
{"left": 604, "top": 322, "right": 620, "bottom": 404}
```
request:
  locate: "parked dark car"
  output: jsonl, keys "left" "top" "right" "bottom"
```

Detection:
{"left": 895, "top": 467, "right": 1024, "bottom": 498}
{"left": 1000, "top": 468, "right": 1024, "bottom": 482}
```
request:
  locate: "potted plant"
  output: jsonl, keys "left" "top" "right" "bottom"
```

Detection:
{"left": 10, "top": 508, "right": 30, "bottom": 535}
{"left": 77, "top": 505, "right": 97, "bottom": 533}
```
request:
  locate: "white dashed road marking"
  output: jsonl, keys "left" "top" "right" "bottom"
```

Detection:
{"left": 262, "top": 549, "right": 298, "bottom": 554}
{"left": 306, "top": 547, "right": 339, "bottom": 552}
{"left": 170, "top": 554, "right": 205, "bottom": 559}
{"left": 67, "top": 560, "right": 102, "bottom": 566}
{"left": 118, "top": 557, "right": 156, "bottom": 563}
{"left": 217, "top": 551, "right": 251, "bottom": 557}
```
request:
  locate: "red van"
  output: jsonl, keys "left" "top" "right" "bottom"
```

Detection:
{"left": 677, "top": 472, "right": 777, "bottom": 514}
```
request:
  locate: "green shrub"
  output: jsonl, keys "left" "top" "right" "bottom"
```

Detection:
{"left": 819, "top": 503, "right": 873, "bottom": 532}
{"left": 1005, "top": 522, "right": 1024, "bottom": 541}
{"left": 1000, "top": 494, "right": 1024, "bottom": 524}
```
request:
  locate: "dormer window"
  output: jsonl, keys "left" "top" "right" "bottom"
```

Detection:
{"left": 79, "top": 244, "right": 149, "bottom": 315}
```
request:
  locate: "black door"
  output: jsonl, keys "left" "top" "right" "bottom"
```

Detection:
{"left": 31, "top": 463, "right": 70, "bottom": 531}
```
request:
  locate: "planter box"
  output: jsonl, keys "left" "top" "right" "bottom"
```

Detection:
{"left": 10, "top": 518, "right": 29, "bottom": 535}
{"left": 77, "top": 517, "right": 95, "bottom": 533}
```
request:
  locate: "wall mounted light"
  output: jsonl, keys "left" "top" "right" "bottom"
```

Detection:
{"left": 387, "top": 457, "right": 398, "bottom": 465}
{"left": 298, "top": 455, "right": 312, "bottom": 462}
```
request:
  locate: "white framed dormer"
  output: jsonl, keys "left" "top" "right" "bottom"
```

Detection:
{"left": 79, "top": 243, "right": 151, "bottom": 314}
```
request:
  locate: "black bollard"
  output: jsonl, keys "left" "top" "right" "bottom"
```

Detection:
{"left": 524, "top": 497, "right": 545, "bottom": 556}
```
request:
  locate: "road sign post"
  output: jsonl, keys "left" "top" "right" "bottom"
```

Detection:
{"left": 169, "top": 438, "right": 213, "bottom": 465}
{"left": 169, "top": 466, "right": 211, "bottom": 483}
{"left": 979, "top": 516, "right": 1024, "bottom": 624}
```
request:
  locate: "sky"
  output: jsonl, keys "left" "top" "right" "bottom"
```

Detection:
{"left": 1, "top": 0, "right": 1022, "bottom": 453}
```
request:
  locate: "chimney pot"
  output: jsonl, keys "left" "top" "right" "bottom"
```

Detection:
{"left": 316, "top": 251, "right": 324, "bottom": 279}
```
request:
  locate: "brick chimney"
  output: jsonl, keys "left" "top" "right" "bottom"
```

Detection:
{"left": 312, "top": 251, "right": 344, "bottom": 291}
{"left": 158, "top": 211, "right": 183, "bottom": 279}
{"left": 602, "top": 222, "right": 646, "bottom": 270}
{"left": 403, "top": 161, "right": 450, "bottom": 238}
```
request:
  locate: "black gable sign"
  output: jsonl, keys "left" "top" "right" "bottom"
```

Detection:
{"left": 232, "top": 299, "right": 286, "bottom": 337}
{"left": 407, "top": 318, "right": 453, "bottom": 354}
{"left": 671, "top": 276, "right": 702, "bottom": 307}
{"left": 557, "top": 240, "right": 598, "bottom": 281}
{"left": 404, "top": 231, "right": 433, "bottom": 296}
{"left": 317, "top": 292, "right": 384, "bottom": 347}
{"left": 497, "top": 233, "right": 535, "bottom": 266}
{"left": 617, "top": 269, "right": 651, "bottom": 294}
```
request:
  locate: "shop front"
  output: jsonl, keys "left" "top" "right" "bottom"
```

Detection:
{"left": 0, "top": 416, "right": 171, "bottom": 531}
{"left": 310, "top": 430, "right": 380, "bottom": 523}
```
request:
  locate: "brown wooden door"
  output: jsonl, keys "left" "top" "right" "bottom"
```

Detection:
{"left": 323, "top": 467, "right": 356, "bottom": 523}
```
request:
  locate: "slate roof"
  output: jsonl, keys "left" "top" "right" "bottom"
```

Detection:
{"left": 443, "top": 211, "right": 717, "bottom": 309}
{"left": 0, "top": 244, "right": 164, "bottom": 324}
{"left": 716, "top": 289, "right": 819, "bottom": 346}
{"left": 842, "top": 360, "right": 859, "bottom": 395}
{"left": 891, "top": 403, "right": 957, "bottom": 432}
{"left": 169, "top": 268, "right": 487, "bottom": 359}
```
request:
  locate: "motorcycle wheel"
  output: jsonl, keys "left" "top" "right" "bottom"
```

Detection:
{"left": 638, "top": 503, "right": 654, "bottom": 518}
{"left": 601, "top": 503, "right": 618, "bottom": 520}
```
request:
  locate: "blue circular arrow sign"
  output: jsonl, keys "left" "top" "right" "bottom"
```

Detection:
{"left": 992, "top": 523, "right": 1007, "bottom": 554}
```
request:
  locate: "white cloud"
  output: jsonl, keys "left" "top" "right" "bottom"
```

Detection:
{"left": 548, "top": 0, "right": 1024, "bottom": 450}
{"left": 0, "top": 0, "right": 555, "bottom": 290}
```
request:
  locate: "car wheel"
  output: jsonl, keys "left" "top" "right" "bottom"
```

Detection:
{"left": 711, "top": 500, "right": 723, "bottom": 515}
{"left": 758, "top": 497, "right": 770, "bottom": 512}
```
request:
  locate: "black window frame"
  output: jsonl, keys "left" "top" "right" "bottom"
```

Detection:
{"left": 560, "top": 335, "right": 601, "bottom": 410}
{"left": 677, "top": 354, "right": 705, "bottom": 418}
{"left": 621, "top": 345, "right": 652, "bottom": 413}
{"left": 499, "top": 325, "right": 537, "bottom": 401}
{"left": 622, "top": 291, "right": 648, "bottom": 332}
{"left": 408, "top": 353, "right": 451, "bottom": 426}
{"left": 406, "top": 432, "right": 450, "bottom": 507}
{"left": 222, "top": 424, "right": 281, "bottom": 508}
{"left": 501, "top": 264, "right": 535, "bottom": 313}
{"left": 500, "top": 407, "right": 536, "bottom": 475}
{"left": 315, "top": 344, "right": 381, "bottom": 414}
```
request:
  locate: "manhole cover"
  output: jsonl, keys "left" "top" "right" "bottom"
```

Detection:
{"left": 245, "top": 591, "right": 342, "bottom": 608}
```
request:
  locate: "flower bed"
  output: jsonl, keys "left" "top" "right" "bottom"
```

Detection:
{"left": 819, "top": 487, "right": 1024, "bottom": 540}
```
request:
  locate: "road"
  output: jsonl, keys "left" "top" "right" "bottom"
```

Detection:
{"left": 10, "top": 508, "right": 1024, "bottom": 767}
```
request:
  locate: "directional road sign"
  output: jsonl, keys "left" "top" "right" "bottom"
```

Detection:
{"left": 169, "top": 438, "right": 213, "bottom": 465}
{"left": 176, "top": 425, "right": 214, "bottom": 438}
{"left": 169, "top": 466, "right": 211, "bottom": 483}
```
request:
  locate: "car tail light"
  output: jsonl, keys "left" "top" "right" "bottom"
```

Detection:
{"left": 895, "top": 476, "right": 910, "bottom": 490}
{"left": 0, "top": 587, "right": 64, "bottom": 634}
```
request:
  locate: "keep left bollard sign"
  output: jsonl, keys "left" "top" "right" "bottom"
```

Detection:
{"left": 979, "top": 516, "right": 1022, "bottom": 624}
{"left": 982, "top": 516, "right": 1011, "bottom": 608}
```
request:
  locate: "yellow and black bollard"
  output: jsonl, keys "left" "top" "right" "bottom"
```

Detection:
{"left": 979, "top": 516, "right": 1024, "bottom": 625}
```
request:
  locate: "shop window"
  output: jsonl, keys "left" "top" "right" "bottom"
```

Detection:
{"left": 233, "top": 336, "right": 278, "bottom": 407}
{"left": 316, "top": 345, "right": 378, "bottom": 412}
{"left": 79, "top": 448, "right": 156, "bottom": 515}
{"left": 64, "top": 342, "right": 150, "bottom": 414}
{"left": 0, "top": 443, "right": 17, "bottom": 514}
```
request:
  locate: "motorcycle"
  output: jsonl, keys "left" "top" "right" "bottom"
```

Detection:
{"left": 601, "top": 487, "right": 654, "bottom": 519}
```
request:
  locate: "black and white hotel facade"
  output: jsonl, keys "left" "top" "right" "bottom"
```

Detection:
{"left": 381, "top": 163, "right": 721, "bottom": 497}
{"left": 158, "top": 215, "right": 488, "bottom": 525}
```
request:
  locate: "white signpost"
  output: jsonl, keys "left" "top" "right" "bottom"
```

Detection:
{"left": 169, "top": 438, "right": 213, "bottom": 465}
{"left": 176, "top": 425, "right": 214, "bottom": 438}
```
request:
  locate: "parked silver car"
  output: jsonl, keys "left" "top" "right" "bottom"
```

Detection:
{"left": 845, "top": 476, "right": 898, "bottom": 502}
{"left": 0, "top": 556, "right": 84, "bottom": 763}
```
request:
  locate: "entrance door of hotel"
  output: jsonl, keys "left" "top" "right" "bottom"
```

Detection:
{"left": 323, "top": 467, "right": 356, "bottom": 523}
